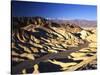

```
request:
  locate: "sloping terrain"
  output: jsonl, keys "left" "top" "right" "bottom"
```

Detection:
{"left": 11, "top": 17, "right": 97, "bottom": 74}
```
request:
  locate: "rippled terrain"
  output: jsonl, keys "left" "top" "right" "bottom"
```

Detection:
{"left": 11, "top": 17, "right": 97, "bottom": 74}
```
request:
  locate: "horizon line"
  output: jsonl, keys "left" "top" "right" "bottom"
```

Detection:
{"left": 12, "top": 16, "right": 97, "bottom": 21}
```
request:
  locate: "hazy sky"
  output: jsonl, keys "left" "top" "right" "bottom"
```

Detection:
{"left": 11, "top": 1, "right": 97, "bottom": 20}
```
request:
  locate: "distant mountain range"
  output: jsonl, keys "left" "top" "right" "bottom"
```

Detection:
{"left": 50, "top": 19, "right": 97, "bottom": 27}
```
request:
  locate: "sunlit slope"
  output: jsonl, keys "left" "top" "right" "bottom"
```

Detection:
{"left": 11, "top": 17, "right": 97, "bottom": 74}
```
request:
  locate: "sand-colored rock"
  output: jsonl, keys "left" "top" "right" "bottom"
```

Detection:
{"left": 86, "top": 34, "right": 96, "bottom": 42}
{"left": 70, "top": 52, "right": 86, "bottom": 58}
{"left": 48, "top": 60, "right": 77, "bottom": 70}
{"left": 33, "top": 64, "right": 39, "bottom": 74}
{"left": 20, "top": 53, "right": 35, "bottom": 60}
{"left": 12, "top": 17, "right": 97, "bottom": 73}
{"left": 89, "top": 43, "right": 97, "bottom": 48}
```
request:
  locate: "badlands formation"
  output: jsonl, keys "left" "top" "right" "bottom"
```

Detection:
{"left": 11, "top": 17, "right": 97, "bottom": 74}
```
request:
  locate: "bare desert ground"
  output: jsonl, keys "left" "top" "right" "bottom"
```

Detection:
{"left": 11, "top": 17, "right": 97, "bottom": 74}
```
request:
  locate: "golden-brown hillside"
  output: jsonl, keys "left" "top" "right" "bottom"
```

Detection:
{"left": 11, "top": 17, "right": 97, "bottom": 74}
